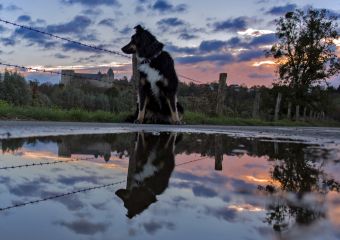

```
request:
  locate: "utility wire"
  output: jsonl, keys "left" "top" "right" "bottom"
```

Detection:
{"left": 0, "top": 18, "right": 131, "bottom": 59}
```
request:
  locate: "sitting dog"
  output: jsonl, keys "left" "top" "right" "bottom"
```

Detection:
{"left": 122, "top": 25, "right": 184, "bottom": 124}
{"left": 115, "top": 132, "right": 180, "bottom": 218}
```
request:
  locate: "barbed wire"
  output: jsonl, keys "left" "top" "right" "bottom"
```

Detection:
{"left": 0, "top": 18, "right": 205, "bottom": 84}
{"left": 0, "top": 155, "right": 210, "bottom": 211}
{"left": 0, "top": 156, "right": 95, "bottom": 171}
{"left": 0, "top": 62, "right": 116, "bottom": 85}
{"left": 0, "top": 18, "right": 131, "bottom": 59}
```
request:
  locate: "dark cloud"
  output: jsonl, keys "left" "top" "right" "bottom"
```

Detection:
{"left": 192, "top": 185, "right": 218, "bottom": 198}
{"left": 13, "top": 27, "right": 57, "bottom": 49}
{"left": 0, "top": 4, "right": 3, "bottom": 10}
{"left": 57, "top": 219, "right": 108, "bottom": 235}
{"left": 176, "top": 53, "right": 234, "bottom": 65}
{"left": 205, "top": 207, "right": 237, "bottom": 222}
{"left": 212, "top": 17, "right": 249, "bottom": 32}
{"left": 165, "top": 44, "right": 196, "bottom": 55}
{"left": 54, "top": 53, "right": 70, "bottom": 59}
{"left": 178, "top": 32, "right": 198, "bottom": 40}
{"left": 266, "top": 4, "right": 297, "bottom": 15}
{"left": 61, "top": 0, "right": 120, "bottom": 7}
{"left": 17, "top": 15, "right": 32, "bottom": 22}
{"left": 5, "top": 4, "right": 21, "bottom": 11}
{"left": 238, "top": 49, "right": 265, "bottom": 62}
{"left": 250, "top": 33, "right": 276, "bottom": 46}
{"left": 151, "top": 0, "right": 187, "bottom": 13}
{"left": 57, "top": 175, "right": 106, "bottom": 185}
{"left": 46, "top": 16, "right": 92, "bottom": 34}
{"left": 248, "top": 73, "right": 273, "bottom": 79}
{"left": 199, "top": 40, "right": 226, "bottom": 53}
{"left": 98, "top": 18, "right": 115, "bottom": 27}
{"left": 157, "top": 18, "right": 185, "bottom": 28}
{"left": 119, "top": 26, "right": 132, "bottom": 35}
{"left": 143, "top": 221, "right": 175, "bottom": 235}
{"left": 82, "top": 8, "right": 103, "bottom": 16}
{"left": 0, "top": 25, "right": 6, "bottom": 34}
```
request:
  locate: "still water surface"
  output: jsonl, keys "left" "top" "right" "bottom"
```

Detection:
{"left": 0, "top": 132, "right": 339, "bottom": 240}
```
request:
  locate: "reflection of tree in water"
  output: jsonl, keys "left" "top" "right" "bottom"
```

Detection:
{"left": 259, "top": 143, "right": 339, "bottom": 232}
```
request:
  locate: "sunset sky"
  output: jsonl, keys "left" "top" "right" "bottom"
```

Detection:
{"left": 0, "top": 0, "right": 339, "bottom": 86}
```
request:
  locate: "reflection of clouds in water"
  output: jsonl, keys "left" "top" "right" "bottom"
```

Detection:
{"left": 142, "top": 221, "right": 175, "bottom": 235}
{"left": 56, "top": 219, "right": 109, "bottom": 235}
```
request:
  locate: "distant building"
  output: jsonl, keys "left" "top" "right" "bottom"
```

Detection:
{"left": 60, "top": 68, "right": 115, "bottom": 89}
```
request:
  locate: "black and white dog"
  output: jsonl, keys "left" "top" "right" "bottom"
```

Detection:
{"left": 122, "top": 25, "right": 183, "bottom": 124}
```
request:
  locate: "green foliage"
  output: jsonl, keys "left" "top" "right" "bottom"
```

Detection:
{"left": 0, "top": 71, "right": 32, "bottom": 105}
{"left": 268, "top": 8, "right": 340, "bottom": 99}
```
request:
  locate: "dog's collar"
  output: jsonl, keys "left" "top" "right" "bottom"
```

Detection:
{"left": 139, "top": 51, "right": 162, "bottom": 65}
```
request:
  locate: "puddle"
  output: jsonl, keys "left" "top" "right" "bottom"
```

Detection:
{"left": 0, "top": 132, "right": 339, "bottom": 240}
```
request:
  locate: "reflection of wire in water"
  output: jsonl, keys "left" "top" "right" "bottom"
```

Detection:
{"left": 175, "top": 156, "right": 210, "bottom": 167}
{"left": 0, "top": 180, "right": 126, "bottom": 211}
{"left": 0, "top": 155, "right": 210, "bottom": 212}
{"left": 0, "top": 157, "right": 95, "bottom": 170}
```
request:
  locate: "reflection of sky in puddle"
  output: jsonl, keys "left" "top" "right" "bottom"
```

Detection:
{"left": 0, "top": 133, "right": 339, "bottom": 240}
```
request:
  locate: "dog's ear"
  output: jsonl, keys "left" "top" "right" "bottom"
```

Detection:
{"left": 134, "top": 25, "right": 144, "bottom": 33}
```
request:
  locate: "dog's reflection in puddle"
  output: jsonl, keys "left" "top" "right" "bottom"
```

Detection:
{"left": 116, "top": 132, "right": 181, "bottom": 218}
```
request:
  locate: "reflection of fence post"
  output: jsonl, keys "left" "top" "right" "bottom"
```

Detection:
{"left": 252, "top": 89, "right": 261, "bottom": 119}
{"left": 214, "top": 135, "right": 223, "bottom": 171}
{"left": 274, "top": 93, "right": 282, "bottom": 121}
{"left": 216, "top": 73, "right": 227, "bottom": 116}
{"left": 295, "top": 105, "right": 300, "bottom": 121}
{"left": 287, "top": 102, "right": 292, "bottom": 120}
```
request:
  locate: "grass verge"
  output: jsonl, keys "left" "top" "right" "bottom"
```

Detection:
{"left": 0, "top": 103, "right": 339, "bottom": 127}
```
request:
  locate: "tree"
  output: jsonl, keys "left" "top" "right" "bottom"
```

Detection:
{"left": 0, "top": 71, "right": 31, "bottom": 105}
{"left": 267, "top": 8, "right": 340, "bottom": 102}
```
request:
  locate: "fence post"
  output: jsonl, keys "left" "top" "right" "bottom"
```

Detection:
{"left": 252, "top": 89, "right": 261, "bottom": 119}
{"left": 295, "top": 105, "right": 300, "bottom": 121}
{"left": 287, "top": 102, "right": 292, "bottom": 120}
{"left": 274, "top": 93, "right": 282, "bottom": 121}
{"left": 132, "top": 54, "right": 140, "bottom": 91}
{"left": 216, "top": 73, "right": 227, "bottom": 115}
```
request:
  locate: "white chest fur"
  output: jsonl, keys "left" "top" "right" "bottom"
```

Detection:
{"left": 138, "top": 63, "right": 163, "bottom": 97}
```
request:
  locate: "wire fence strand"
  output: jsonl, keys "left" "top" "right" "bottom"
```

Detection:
{"left": 0, "top": 18, "right": 205, "bottom": 84}
{"left": 0, "top": 62, "right": 116, "bottom": 84}
{"left": 0, "top": 18, "right": 131, "bottom": 59}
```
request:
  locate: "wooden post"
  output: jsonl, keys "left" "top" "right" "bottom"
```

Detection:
{"left": 274, "top": 93, "right": 282, "bottom": 121}
{"left": 295, "top": 105, "right": 300, "bottom": 121}
{"left": 214, "top": 135, "right": 223, "bottom": 171}
{"left": 287, "top": 102, "right": 292, "bottom": 120}
{"left": 252, "top": 89, "right": 261, "bottom": 119}
{"left": 216, "top": 73, "right": 227, "bottom": 115}
{"left": 132, "top": 54, "right": 140, "bottom": 91}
